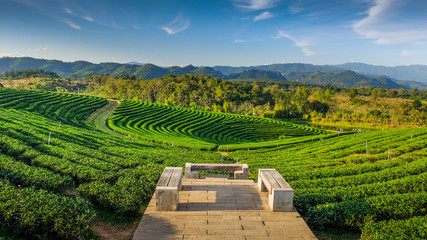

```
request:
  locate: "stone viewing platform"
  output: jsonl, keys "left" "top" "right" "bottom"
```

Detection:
{"left": 133, "top": 164, "right": 316, "bottom": 240}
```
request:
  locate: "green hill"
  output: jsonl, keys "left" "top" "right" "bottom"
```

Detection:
{"left": 225, "top": 69, "right": 286, "bottom": 80}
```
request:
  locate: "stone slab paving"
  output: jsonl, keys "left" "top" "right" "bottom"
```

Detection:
{"left": 133, "top": 177, "right": 317, "bottom": 240}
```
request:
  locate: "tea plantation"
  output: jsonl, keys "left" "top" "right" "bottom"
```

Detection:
{"left": 0, "top": 88, "right": 425, "bottom": 239}
{"left": 227, "top": 127, "right": 427, "bottom": 239}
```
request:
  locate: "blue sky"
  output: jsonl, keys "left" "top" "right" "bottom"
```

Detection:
{"left": 1, "top": 0, "right": 427, "bottom": 67}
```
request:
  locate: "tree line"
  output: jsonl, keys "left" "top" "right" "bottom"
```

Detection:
{"left": 0, "top": 69, "right": 60, "bottom": 80}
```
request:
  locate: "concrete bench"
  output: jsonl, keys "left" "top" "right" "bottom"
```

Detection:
{"left": 185, "top": 163, "right": 249, "bottom": 179}
{"left": 155, "top": 167, "right": 183, "bottom": 211}
{"left": 258, "top": 169, "right": 294, "bottom": 212}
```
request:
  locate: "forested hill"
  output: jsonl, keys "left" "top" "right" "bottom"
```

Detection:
{"left": 284, "top": 71, "right": 405, "bottom": 89}
{"left": 225, "top": 69, "right": 286, "bottom": 80}
{"left": 0, "top": 57, "right": 422, "bottom": 89}
{"left": 0, "top": 57, "right": 225, "bottom": 79}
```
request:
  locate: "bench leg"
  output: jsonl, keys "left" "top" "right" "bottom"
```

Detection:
{"left": 258, "top": 179, "right": 268, "bottom": 192}
{"left": 156, "top": 186, "right": 179, "bottom": 211}
{"left": 268, "top": 188, "right": 294, "bottom": 212}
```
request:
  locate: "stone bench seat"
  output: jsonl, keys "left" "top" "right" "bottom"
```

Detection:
{"left": 185, "top": 163, "right": 249, "bottom": 179}
{"left": 155, "top": 167, "right": 183, "bottom": 211}
{"left": 258, "top": 168, "right": 294, "bottom": 212}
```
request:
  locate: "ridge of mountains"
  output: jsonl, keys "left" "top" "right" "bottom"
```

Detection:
{"left": 1, "top": 57, "right": 427, "bottom": 89}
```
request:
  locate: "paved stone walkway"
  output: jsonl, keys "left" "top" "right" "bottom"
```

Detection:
{"left": 133, "top": 177, "right": 317, "bottom": 240}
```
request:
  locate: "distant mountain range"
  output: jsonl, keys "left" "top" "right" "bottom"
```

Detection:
{"left": 1, "top": 57, "right": 427, "bottom": 89}
{"left": 213, "top": 63, "right": 427, "bottom": 83}
{"left": 336, "top": 63, "right": 427, "bottom": 83}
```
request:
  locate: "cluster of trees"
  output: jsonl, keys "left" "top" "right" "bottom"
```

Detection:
{"left": 353, "top": 86, "right": 427, "bottom": 100}
{"left": 85, "top": 73, "right": 333, "bottom": 119}
{"left": 0, "top": 69, "right": 60, "bottom": 80}
{"left": 319, "top": 87, "right": 427, "bottom": 126}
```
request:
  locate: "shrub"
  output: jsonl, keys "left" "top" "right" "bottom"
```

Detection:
{"left": 361, "top": 216, "right": 427, "bottom": 240}
{"left": 77, "top": 181, "right": 143, "bottom": 216}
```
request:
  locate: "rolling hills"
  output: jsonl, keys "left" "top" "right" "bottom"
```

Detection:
{"left": 2, "top": 57, "right": 427, "bottom": 89}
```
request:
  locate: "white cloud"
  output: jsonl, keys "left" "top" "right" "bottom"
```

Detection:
{"left": 64, "top": 8, "right": 72, "bottom": 14}
{"left": 233, "top": 0, "right": 281, "bottom": 11}
{"left": 162, "top": 14, "right": 190, "bottom": 35}
{"left": 353, "top": 0, "right": 427, "bottom": 45}
{"left": 254, "top": 11, "right": 274, "bottom": 21}
{"left": 275, "top": 30, "right": 315, "bottom": 56}
{"left": 82, "top": 16, "right": 94, "bottom": 22}
{"left": 64, "top": 20, "right": 81, "bottom": 30}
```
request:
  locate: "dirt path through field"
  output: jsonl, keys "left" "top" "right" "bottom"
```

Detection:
{"left": 88, "top": 100, "right": 120, "bottom": 135}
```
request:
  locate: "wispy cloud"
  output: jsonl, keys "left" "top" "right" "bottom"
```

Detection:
{"left": 275, "top": 30, "right": 315, "bottom": 56}
{"left": 64, "top": 8, "right": 72, "bottom": 14}
{"left": 233, "top": 0, "right": 281, "bottom": 11}
{"left": 162, "top": 14, "right": 190, "bottom": 35}
{"left": 254, "top": 11, "right": 274, "bottom": 21}
{"left": 64, "top": 20, "right": 81, "bottom": 30}
{"left": 353, "top": 0, "right": 427, "bottom": 45}
{"left": 11, "top": 0, "right": 128, "bottom": 30}
{"left": 63, "top": 5, "right": 123, "bottom": 29}
{"left": 82, "top": 16, "right": 94, "bottom": 22}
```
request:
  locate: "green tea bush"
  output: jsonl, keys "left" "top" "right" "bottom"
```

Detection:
{"left": 0, "top": 180, "right": 95, "bottom": 239}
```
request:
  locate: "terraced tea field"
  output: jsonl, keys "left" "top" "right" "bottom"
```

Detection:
{"left": 108, "top": 100, "right": 326, "bottom": 149}
{"left": 0, "top": 88, "right": 107, "bottom": 128}
{"left": 0, "top": 88, "right": 425, "bottom": 240}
